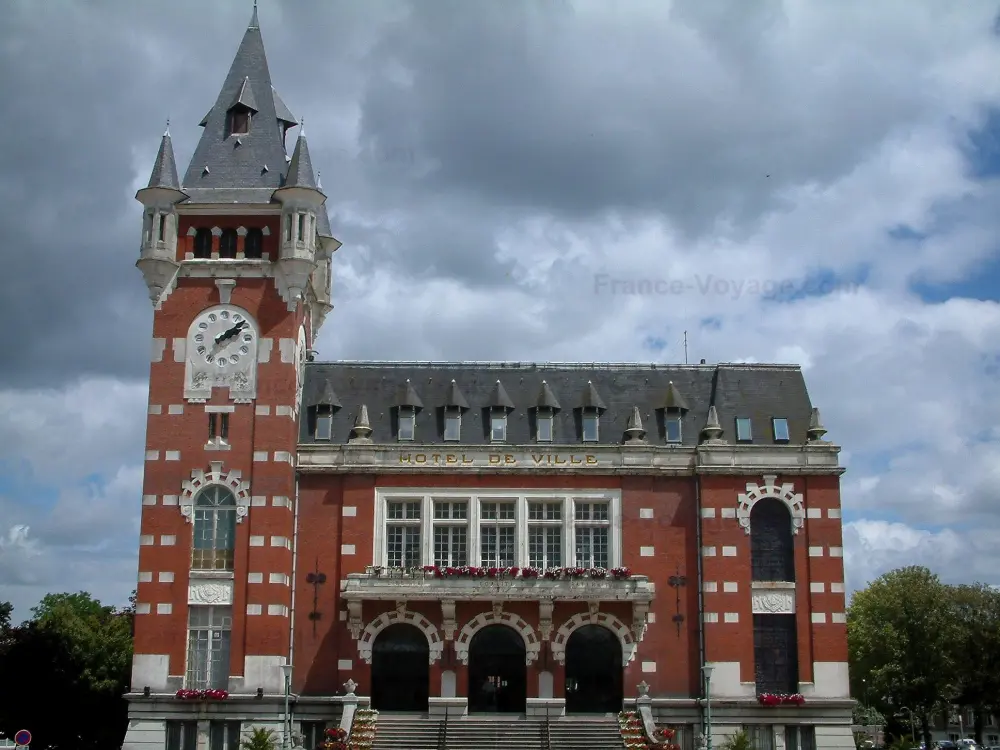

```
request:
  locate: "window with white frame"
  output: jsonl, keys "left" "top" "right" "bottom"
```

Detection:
{"left": 528, "top": 501, "right": 562, "bottom": 568}
{"left": 186, "top": 605, "right": 232, "bottom": 690}
{"left": 581, "top": 408, "right": 600, "bottom": 442}
{"left": 664, "top": 411, "right": 682, "bottom": 443}
{"left": 480, "top": 499, "right": 516, "bottom": 566}
{"left": 191, "top": 486, "right": 236, "bottom": 571}
{"left": 444, "top": 408, "right": 462, "bottom": 441}
{"left": 397, "top": 407, "right": 416, "bottom": 441}
{"left": 385, "top": 500, "right": 421, "bottom": 567}
{"left": 574, "top": 501, "right": 610, "bottom": 568}
{"left": 535, "top": 408, "right": 553, "bottom": 442}
{"left": 490, "top": 408, "right": 507, "bottom": 442}
{"left": 433, "top": 500, "right": 468, "bottom": 566}
{"left": 374, "top": 490, "right": 621, "bottom": 569}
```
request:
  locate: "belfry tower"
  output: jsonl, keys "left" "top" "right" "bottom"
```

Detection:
{"left": 128, "top": 1, "right": 339, "bottom": 725}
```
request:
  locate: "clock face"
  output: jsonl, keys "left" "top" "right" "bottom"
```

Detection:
{"left": 295, "top": 325, "right": 306, "bottom": 411}
{"left": 189, "top": 307, "right": 257, "bottom": 371}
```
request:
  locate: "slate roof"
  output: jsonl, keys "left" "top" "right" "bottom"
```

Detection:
{"left": 146, "top": 128, "right": 181, "bottom": 191}
{"left": 143, "top": 7, "right": 333, "bottom": 237}
{"left": 299, "top": 362, "right": 816, "bottom": 446}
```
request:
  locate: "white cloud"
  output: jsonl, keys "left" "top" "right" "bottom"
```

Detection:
{"left": 4, "top": 0, "right": 1000, "bottom": 616}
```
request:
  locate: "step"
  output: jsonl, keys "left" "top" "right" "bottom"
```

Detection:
{"left": 365, "top": 715, "right": 627, "bottom": 750}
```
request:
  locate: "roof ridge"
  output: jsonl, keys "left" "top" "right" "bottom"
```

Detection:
{"left": 306, "top": 360, "right": 803, "bottom": 370}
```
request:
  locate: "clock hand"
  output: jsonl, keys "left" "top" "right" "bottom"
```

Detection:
{"left": 215, "top": 320, "right": 247, "bottom": 344}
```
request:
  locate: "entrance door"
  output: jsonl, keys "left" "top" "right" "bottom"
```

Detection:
{"left": 564, "top": 625, "right": 623, "bottom": 714}
{"left": 371, "top": 623, "right": 430, "bottom": 712}
{"left": 467, "top": 625, "right": 527, "bottom": 713}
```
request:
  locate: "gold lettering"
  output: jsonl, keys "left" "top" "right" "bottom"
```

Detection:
{"left": 505, "top": 454, "right": 516, "bottom": 465}
{"left": 489, "top": 454, "right": 501, "bottom": 465}
{"left": 446, "top": 454, "right": 458, "bottom": 464}
{"left": 555, "top": 456, "right": 566, "bottom": 465}
{"left": 399, "top": 454, "right": 412, "bottom": 464}
{"left": 415, "top": 454, "right": 427, "bottom": 464}
{"left": 571, "top": 455, "right": 582, "bottom": 465}
{"left": 462, "top": 454, "right": 474, "bottom": 464}
{"left": 532, "top": 454, "right": 545, "bottom": 465}
{"left": 431, "top": 454, "right": 441, "bottom": 464}
{"left": 586, "top": 455, "right": 598, "bottom": 465}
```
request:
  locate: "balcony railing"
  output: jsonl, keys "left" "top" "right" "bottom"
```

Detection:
{"left": 341, "top": 565, "right": 654, "bottom": 602}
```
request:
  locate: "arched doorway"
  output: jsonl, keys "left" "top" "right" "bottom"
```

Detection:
{"left": 564, "top": 625, "right": 623, "bottom": 714}
{"left": 467, "top": 625, "right": 527, "bottom": 713}
{"left": 371, "top": 623, "right": 430, "bottom": 712}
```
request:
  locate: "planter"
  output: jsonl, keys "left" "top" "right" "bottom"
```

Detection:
{"left": 175, "top": 688, "right": 228, "bottom": 700}
{"left": 757, "top": 693, "right": 806, "bottom": 706}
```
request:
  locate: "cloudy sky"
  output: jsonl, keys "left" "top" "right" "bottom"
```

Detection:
{"left": 2, "top": 0, "right": 1000, "bottom": 619}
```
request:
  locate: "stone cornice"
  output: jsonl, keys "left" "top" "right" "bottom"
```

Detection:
{"left": 296, "top": 443, "right": 844, "bottom": 476}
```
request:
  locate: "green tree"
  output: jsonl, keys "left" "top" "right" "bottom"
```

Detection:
{"left": 848, "top": 566, "right": 958, "bottom": 750}
{"left": 0, "top": 591, "right": 133, "bottom": 750}
{"left": 948, "top": 583, "right": 1000, "bottom": 744}
{"left": 0, "top": 601, "right": 12, "bottom": 632}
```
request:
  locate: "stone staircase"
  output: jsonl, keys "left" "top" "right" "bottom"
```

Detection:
{"left": 549, "top": 716, "right": 625, "bottom": 749}
{"left": 367, "top": 713, "right": 626, "bottom": 750}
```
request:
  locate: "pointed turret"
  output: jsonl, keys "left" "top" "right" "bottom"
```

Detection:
{"left": 624, "top": 406, "right": 647, "bottom": 444}
{"left": 135, "top": 124, "right": 186, "bottom": 308}
{"left": 181, "top": 6, "right": 298, "bottom": 203}
{"left": 807, "top": 408, "right": 828, "bottom": 442}
{"left": 141, "top": 125, "right": 183, "bottom": 197}
{"left": 349, "top": 405, "right": 373, "bottom": 444}
{"left": 700, "top": 406, "right": 726, "bottom": 444}
{"left": 279, "top": 126, "right": 320, "bottom": 192}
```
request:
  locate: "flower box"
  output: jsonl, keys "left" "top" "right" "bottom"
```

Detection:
{"left": 365, "top": 564, "right": 633, "bottom": 580}
{"left": 757, "top": 692, "right": 806, "bottom": 706}
{"left": 175, "top": 688, "right": 228, "bottom": 700}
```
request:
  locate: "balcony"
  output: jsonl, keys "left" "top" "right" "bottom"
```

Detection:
{"left": 341, "top": 565, "right": 654, "bottom": 604}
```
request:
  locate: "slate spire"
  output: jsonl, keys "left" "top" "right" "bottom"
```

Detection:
{"left": 181, "top": 5, "right": 299, "bottom": 198}
{"left": 145, "top": 123, "right": 181, "bottom": 190}
{"left": 281, "top": 125, "right": 319, "bottom": 191}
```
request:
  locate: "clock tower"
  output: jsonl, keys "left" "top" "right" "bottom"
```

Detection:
{"left": 130, "top": 3, "right": 339, "bottom": 709}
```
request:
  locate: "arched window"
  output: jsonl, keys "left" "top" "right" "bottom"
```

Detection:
{"left": 193, "top": 228, "right": 213, "bottom": 259}
{"left": 750, "top": 498, "right": 795, "bottom": 582}
{"left": 192, "top": 485, "right": 237, "bottom": 571}
{"left": 244, "top": 228, "right": 264, "bottom": 259}
{"left": 219, "top": 229, "right": 238, "bottom": 259}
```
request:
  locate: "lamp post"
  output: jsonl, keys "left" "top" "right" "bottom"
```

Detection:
{"left": 899, "top": 706, "right": 916, "bottom": 743}
{"left": 702, "top": 664, "right": 715, "bottom": 750}
{"left": 280, "top": 662, "right": 294, "bottom": 750}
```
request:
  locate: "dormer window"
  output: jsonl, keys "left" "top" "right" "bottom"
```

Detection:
{"left": 228, "top": 106, "right": 251, "bottom": 137}
{"left": 664, "top": 411, "right": 682, "bottom": 443}
{"left": 735, "top": 417, "right": 753, "bottom": 442}
{"left": 536, "top": 408, "right": 553, "bottom": 442}
{"left": 490, "top": 408, "right": 507, "bottom": 442}
{"left": 444, "top": 407, "right": 462, "bottom": 441}
{"left": 314, "top": 406, "right": 334, "bottom": 441}
{"left": 772, "top": 417, "right": 790, "bottom": 443}
{"left": 398, "top": 407, "right": 416, "bottom": 441}
{"left": 582, "top": 408, "right": 600, "bottom": 442}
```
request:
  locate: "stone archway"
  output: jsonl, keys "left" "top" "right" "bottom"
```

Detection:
{"left": 179, "top": 461, "right": 251, "bottom": 524}
{"left": 564, "top": 624, "right": 624, "bottom": 714}
{"left": 358, "top": 609, "right": 444, "bottom": 665}
{"left": 551, "top": 611, "right": 637, "bottom": 666}
{"left": 737, "top": 474, "right": 804, "bottom": 535}
{"left": 370, "top": 623, "right": 430, "bottom": 712}
{"left": 455, "top": 610, "right": 540, "bottom": 665}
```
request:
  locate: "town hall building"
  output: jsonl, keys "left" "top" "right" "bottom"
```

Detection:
{"left": 123, "top": 8, "right": 855, "bottom": 750}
